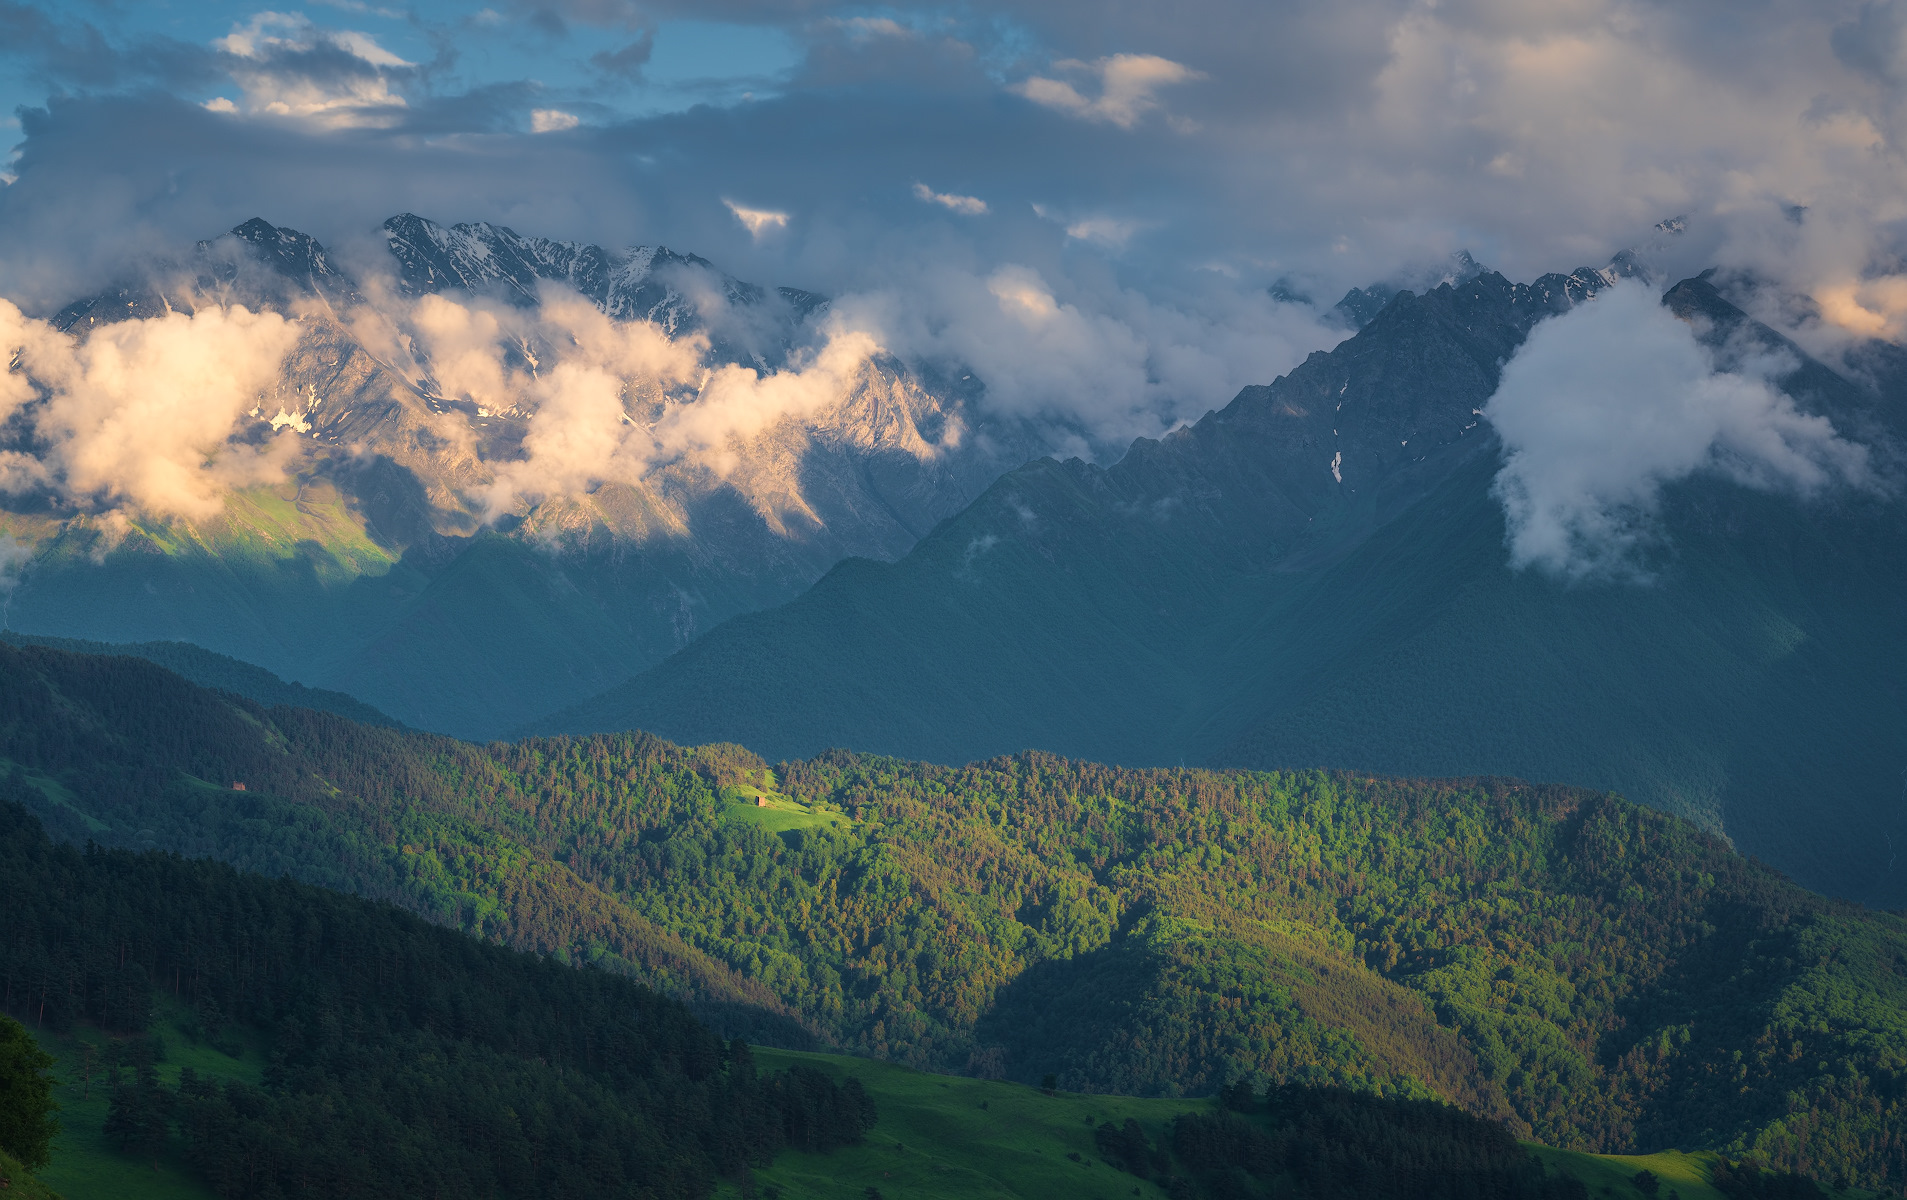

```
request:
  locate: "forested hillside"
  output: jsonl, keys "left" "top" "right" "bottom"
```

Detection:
{"left": 2, "top": 643, "right": 1904, "bottom": 1190}
{"left": 0, "top": 796, "right": 875, "bottom": 1199}
{"left": 0, "top": 631, "right": 401, "bottom": 728}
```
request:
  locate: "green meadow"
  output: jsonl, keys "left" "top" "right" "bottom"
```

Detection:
{"left": 727, "top": 1048, "right": 1751, "bottom": 1200}
{"left": 26, "top": 999, "right": 262, "bottom": 1200}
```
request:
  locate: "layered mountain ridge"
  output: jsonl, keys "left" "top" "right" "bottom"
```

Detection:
{"left": 541, "top": 268, "right": 1907, "bottom": 907}
{"left": 0, "top": 214, "right": 1044, "bottom": 737}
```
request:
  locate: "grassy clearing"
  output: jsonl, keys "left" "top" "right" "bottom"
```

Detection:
{"left": 27, "top": 1000, "right": 264, "bottom": 1200}
{"left": 735, "top": 1048, "right": 1178, "bottom": 1200}
{"left": 734, "top": 1049, "right": 1857, "bottom": 1200}
{"left": 722, "top": 776, "right": 852, "bottom": 835}
{"left": 1527, "top": 1146, "right": 1727, "bottom": 1200}
{"left": 0, "top": 759, "right": 106, "bottom": 834}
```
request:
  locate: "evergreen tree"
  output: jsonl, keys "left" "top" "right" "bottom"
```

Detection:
{"left": 0, "top": 1014, "right": 57, "bottom": 1170}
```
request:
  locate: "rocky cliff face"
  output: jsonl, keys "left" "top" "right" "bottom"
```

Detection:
{"left": 0, "top": 216, "right": 1043, "bottom": 736}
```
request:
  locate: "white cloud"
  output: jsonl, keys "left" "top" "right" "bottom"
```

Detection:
{"left": 723, "top": 199, "right": 790, "bottom": 239}
{"left": 1012, "top": 54, "right": 1204, "bottom": 130}
{"left": 386, "top": 258, "right": 1334, "bottom": 519}
{"left": 203, "top": 97, "right": 240, "bottom": 114}
{"left": 819, "top": 261, "right": 1335, "bottom": 447}
{"left": 831, "top": 17, "right": 914, "bottom": 41}
{"left": 531, "top": 109, "right": 581, "bottom": 133}
{"left": 1484, "top": 281, "right": 1875, "bottom": 580}
{"left": 1062, "top": 216, "right": 1140, "bottom": 248}
{"left": 0, "top": 299, "right": 303, "bottom": 520}
{"left": 912, "top": 182, "right": 987, "bottom": 215}
{"left": 213, "top": 12, "right": 412, "bottom": 126}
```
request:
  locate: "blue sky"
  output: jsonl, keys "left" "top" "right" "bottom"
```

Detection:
{"left": 0, "top": 3, "right": 804, "bottom": 139}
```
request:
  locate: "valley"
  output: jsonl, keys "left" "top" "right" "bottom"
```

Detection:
{"left": 5, "top": 6, "right": 1904, "bottom": 1199}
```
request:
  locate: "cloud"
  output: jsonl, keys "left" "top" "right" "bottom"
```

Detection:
{"left": 213, "top": 12, "right": 415, "bottom": 126}
{"left": 819, "top": 260, "right": 1336, "bottom": 449}
{"left": 392, "top": 283, "right": 894, "bottom": 516}
{"left": 912, "top": 182, "right": 987, "bottom": 215}
{"left": 590, "top": 32, "right": 655, "bottom": 81}
{"left": 724, "top": 198, "right": 789, "bottom": 238}
{"left": 0, "top": 299, "right": 304, "bottom": 519}
{"left": 381, "top": 252, "right": 1335, "bottom": 518}
{"left": 1061, "top": 215, "right": 1140, "bottom": 249}
{"left": 1485, "top": 281, "right": 1875, "bottom": 580}
{"left": 13, "top": 0, "right": 1907, "bottom": 505}
{"left": 531, "top": 108, "right": 581, "bottom": 132}
{"left": 1012, "top": 54, "right": 1204, "bottom": 129}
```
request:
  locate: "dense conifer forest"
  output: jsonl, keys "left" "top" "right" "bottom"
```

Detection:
{"left": 0, "top": 797, "right": 874, "bottom": 1198}
{"left": 2, "top": 643, "right": 1905, "bottom": 1191}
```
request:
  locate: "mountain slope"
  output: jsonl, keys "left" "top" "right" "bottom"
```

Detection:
{"left": 0, "top": 630, "right": 401, "bottom": 726}
{"left": 539, "top": 268, "right": 1609, "bottom": 762}
{"left": 539, "top": 272, "right": 1907, "bottom": 907}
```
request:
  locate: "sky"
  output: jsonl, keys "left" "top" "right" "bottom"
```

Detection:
{"left": 12, "top": 0, "right": 1907, "bottom": 307}
{"left": 3, "top": 0, "right": 1907, "bottom": 574}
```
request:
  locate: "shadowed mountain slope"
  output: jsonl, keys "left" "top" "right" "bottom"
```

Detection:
{"left": 0, "top": 630, "right": 402, "bottom": 727}
{"left": 539, "top": 272, "right": 1907, "bottom": 907}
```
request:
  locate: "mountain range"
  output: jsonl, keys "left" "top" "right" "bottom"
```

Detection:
{"left": 6, "top": 216, "right": 1905, "bottom": 909}
{"left": 0, "top": 215, "right": 1041, "bottom": 738}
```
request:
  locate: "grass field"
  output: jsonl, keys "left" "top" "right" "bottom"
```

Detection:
{"left": 17, "top": 1025, "right": 1848, "bottom": 1200}
{"left": 722, "top": 774, "right": 853, "bottom": 835}
{"left": 1528, "top": 1146, "right": 1728, "bottom": 1200}
{"left": 727, "top": 1048, "right": 1764, "bottom": 1200}
{"left": 26, "top": 1000, "right": 262, "bottom": 1200}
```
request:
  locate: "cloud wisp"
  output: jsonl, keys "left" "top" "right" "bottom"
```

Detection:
{"left": 912, "top": 183, "right": 987, "bottom": 215}
{"left": 1012, "top": 54, "right": 1205, "bottom": 130}
{"left": 724, "top": 199, "right": 790, "bottom": 239}
{"left": 1485, "top": 282, "right": 1875, "bottom": 581}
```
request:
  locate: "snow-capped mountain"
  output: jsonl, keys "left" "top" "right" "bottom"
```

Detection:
{"left": 0, "top": 217, "right": 1044, "bottom": 737}
{"left": 381, "top": 213, "right": 826, "bottom": 334}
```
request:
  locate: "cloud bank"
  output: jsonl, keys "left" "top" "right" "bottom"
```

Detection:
{"left": 1485, "top": 282, "right": 1875, "bottom": 580}
{"left": 0, "top": 299, "right": 302, "bottom": 519}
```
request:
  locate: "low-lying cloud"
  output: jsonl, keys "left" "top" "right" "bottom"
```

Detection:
{"left": 393, "top": 261, "right": 1332, "bottom": 516}
{"left": 1485, "top": 281, "right": 1875, "bottom": 580}
{"left": 0, "top": 299, "right": 303, "bottom": 519}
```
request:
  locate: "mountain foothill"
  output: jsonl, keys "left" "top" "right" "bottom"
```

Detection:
{"left": 2, "top": 215, "right": 1906, "bottom": 1198}
{"left": 0, "top": 643, "right": 1905, "bottom": 1194}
